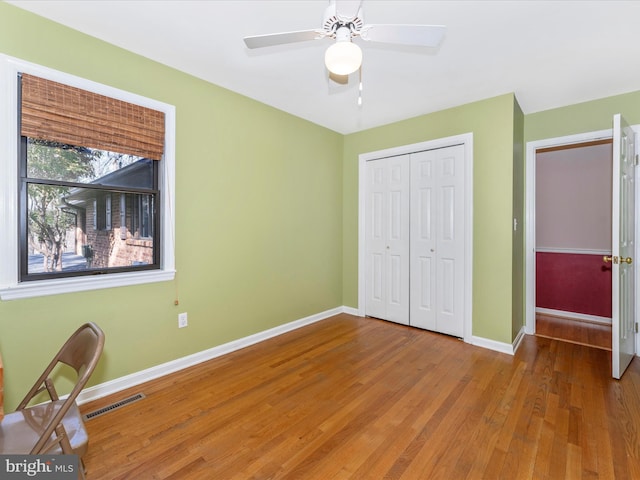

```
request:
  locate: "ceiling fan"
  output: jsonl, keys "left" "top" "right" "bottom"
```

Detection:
{"left": 243, "top": 0, "right": 446, "bottom": 86}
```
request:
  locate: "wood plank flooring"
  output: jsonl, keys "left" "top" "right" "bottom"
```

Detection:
{"left": 80, "top": 314, "right": 640, "bottom": 479}
{"left": 535, "top": 313, "right": 612, "bottom": 351}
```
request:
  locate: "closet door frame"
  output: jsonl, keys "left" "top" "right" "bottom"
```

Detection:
{"left": 357, "top": 133, "right": 474, "bottom": 344}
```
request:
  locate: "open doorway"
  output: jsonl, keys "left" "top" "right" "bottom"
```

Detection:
{"left": 527, "top": 120, "right": 639, "bottom": 378}
{"left": 525, "top": 128, "right": 616, "bottom": 350}
{"left": 533, "top": 139, "right": 613, "bottom": 350}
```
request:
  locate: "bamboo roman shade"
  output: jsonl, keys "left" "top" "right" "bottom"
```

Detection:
{"left": 20, "top": 73, "right": 165, "bottom": 160}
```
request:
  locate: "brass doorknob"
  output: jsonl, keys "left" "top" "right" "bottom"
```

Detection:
{"left": 603, "top": 255, "right": 619, "bottom": 264}
{"left": 621, "top": 257, "right": 633, "bottom": 264}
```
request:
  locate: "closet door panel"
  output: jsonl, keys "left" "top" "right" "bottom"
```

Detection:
{"left": 434, "top": 145, "right": 465, "bottom": 336}
{"left": 365, "top": 162, "right": 387, "bottom": 320}
{"left": 365, "top": 155, "right": 410, "bottom": 325}
{"left": 410, "top": 151, "right": 437, "bottom": 330}
{"left": 385, "top": 155, "right": 410, "bottom": 324}
{"left": 411, "top": 145, "right": 465, "bottom": 336}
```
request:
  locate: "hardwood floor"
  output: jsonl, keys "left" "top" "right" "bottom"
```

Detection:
{"left": 80, "top": 314, "right": 640, "bottom": 479}
{"left": 535, "top": 313, "right": 612, "bottom": 351}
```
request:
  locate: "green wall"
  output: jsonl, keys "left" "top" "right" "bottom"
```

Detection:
{"left": 525, "top": 90, "right": 640, "bottom": 142}
{"left": 342, "top": 94, "right": 518, "bottom": 344}
{"left": 0, "top": 3, "right": 344, "bottom": 410}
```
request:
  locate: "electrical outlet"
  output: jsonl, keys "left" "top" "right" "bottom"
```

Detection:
{"left": 178, "top": 312, "right": 188, "bottom": 328}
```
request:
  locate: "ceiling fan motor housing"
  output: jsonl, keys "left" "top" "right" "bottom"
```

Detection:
{"left": 322, "top": 2, "right": 364, "bottom": 37}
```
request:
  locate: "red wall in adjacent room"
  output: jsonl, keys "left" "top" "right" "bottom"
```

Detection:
{"left": 536, "top": 252, "right": 612, "bottom": 318}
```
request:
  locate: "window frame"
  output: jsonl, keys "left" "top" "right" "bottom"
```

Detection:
{"left": 0, "top": 55, "right": 176, "bottom": 300}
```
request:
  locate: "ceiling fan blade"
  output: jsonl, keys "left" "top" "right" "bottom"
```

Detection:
{"left": 360, "top": 24, "right": 446, "bottom": 47}
{"left": 329, "top": 71, "right": 349, "bottom": 85}
{"left": 244, "top": 30, "right": 325, "bottom": 49}
{"left": 335, "top": 0, "right": 363, "bottom": 22}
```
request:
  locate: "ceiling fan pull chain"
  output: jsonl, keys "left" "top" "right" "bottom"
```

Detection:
{"left": 358, "top": 66, "right": 363, "bottom": 107}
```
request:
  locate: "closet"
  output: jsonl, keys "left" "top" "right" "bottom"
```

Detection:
{"left": 364, "top": 144, "right": 466, "bottom": 337}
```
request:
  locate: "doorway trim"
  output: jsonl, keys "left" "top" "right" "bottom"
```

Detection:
{"left": 357, "top": 132, "right": 474, "bottom": 344}
{"left": 524, "top": 127, "right": 640, "bottom": 350}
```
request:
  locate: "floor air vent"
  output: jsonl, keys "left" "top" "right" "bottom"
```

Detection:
{"left": 83, "top": 393, "right": 146, "bottom": 421}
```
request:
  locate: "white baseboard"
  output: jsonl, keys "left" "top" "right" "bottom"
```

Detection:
{"left": 342, "top": 306, "right": 359, "bottom": 316}
{"left": 470, "top": 336, "right": 513, "bottom": 355}
{"left": 536, "top": 307, "right": 612, "bottom": 325}
{"left": 512, "top": 326, "right": 526, "bottom": 353}
{"left": 535, "top": 247, "right": 610, "bottom": 255}
{"left": 470, "top": 326, "right": 525, "bottom": 356}
{"left": 78, "top": 306, "right": 348, "bottom": 405}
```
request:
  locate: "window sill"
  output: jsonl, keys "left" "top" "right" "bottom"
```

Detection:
{"left": 0, "top": 269, "right": 176, "bottom": 301}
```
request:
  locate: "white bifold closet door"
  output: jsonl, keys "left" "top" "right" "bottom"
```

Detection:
{"left": 364, "top": 154, "right": 411, "bottom": 325}
{"left": 409, "top": 146, "right": 465, "bottom": 336}
{"left": 365, "top": 145, "right": 465, "bottom": 337}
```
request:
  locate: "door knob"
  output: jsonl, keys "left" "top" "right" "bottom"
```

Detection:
{"left": 621, "top": 257, "right": 633, "bottom": 264}
{"left": 603, "top": 255, "right": 619, "bottom": 264}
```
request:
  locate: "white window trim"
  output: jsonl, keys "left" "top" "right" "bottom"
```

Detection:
{"left": 0, "top": 54, "right": 176, "bottom": 300}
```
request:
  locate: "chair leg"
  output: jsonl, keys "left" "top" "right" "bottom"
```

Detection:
{"left": 78, "top": 459, "right": 86, "bottom": 480}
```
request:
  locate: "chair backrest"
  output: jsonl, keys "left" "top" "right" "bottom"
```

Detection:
{"left": 15, "top": 322, "right": 105, "bottom": 454}
{"left": 58, "top": 322, "right": 105, "bottom": 382}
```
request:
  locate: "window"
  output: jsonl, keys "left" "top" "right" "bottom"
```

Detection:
{"left": 93, "top": 194, "right": 113, "bottom": 232}
{"left": 105, "top": 194, "right": 112, "bottom": 231}
{"left": 0, "top": 56, "right": 175, "bottom": 299}
{"left": 134, "top": 194, "right": 154, "bottom": 239}
{"left": 120, "top": 194, "right": 127, "bottom": 240}
{"left": 21, "top": 139, "right": 158, "bottom": 279}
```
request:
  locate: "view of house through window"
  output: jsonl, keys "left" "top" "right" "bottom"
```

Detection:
{"left": 22, "top": 138, "right": 159, "bottom": 279}
{"left": 0, "top": 61, "right": 174, "bottom": 299}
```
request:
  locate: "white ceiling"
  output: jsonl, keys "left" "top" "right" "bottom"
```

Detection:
{"left": 8, "top": 0, "right": 640, "bottom": 134}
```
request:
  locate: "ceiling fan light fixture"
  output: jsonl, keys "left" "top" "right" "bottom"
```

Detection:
{"left": 324, "top": 40, "right": 362, "bottom": 76}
